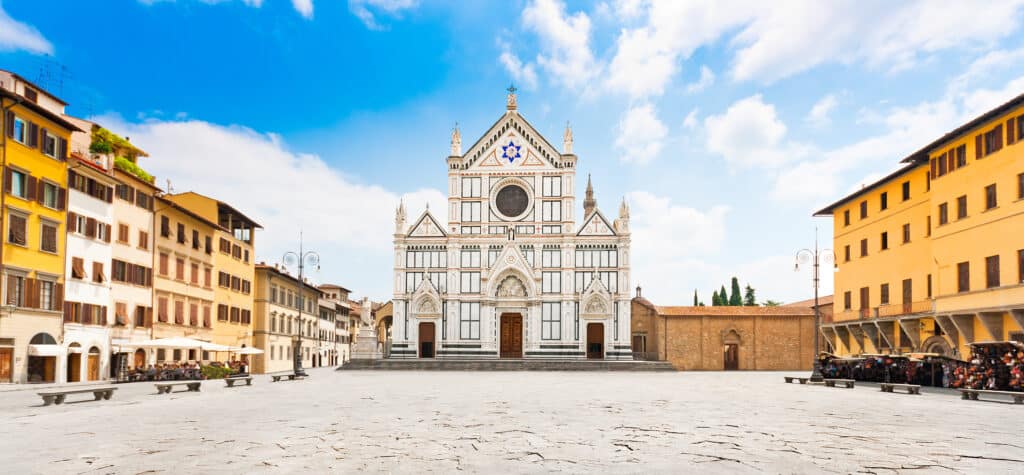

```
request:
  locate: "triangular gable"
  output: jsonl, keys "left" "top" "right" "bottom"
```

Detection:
{"left": 477, "top": 150, "right": 502, "bottom": 167}
{"left": 463, "top": 112, "right": 562, "bottom": 169}
{"left": 519, "top": 150, "right": 545, "bottom": 167}
{"left": 581, "top": 276, "right": 612, "bottom": 315}
{"left": 484, "top": 243, "right": 538, "bottom": 296}
{"left": 577, "top": 209, "right": 616, "bottom": 236}
{"left": 406, "top": 210, "right": 447, "bottom": 238}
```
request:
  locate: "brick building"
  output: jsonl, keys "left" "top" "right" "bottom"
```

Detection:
{"left": 631, "top": 289, "right": 816, "bottom": 371}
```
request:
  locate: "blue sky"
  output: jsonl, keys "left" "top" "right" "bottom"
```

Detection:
{"left": 3, "top": 0, "right": 1024, "bottom": 304}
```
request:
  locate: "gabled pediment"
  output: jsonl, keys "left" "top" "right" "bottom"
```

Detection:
{"left": 463, "top": 113, "right": 563, "bottom": 170}
{"left": 484, "top": 243, "right": 537, "bottom": 297}
{"left": 406, "top": 210, "right": 446, "bottom": 238}
{"left": 581, "top": 276, "right": 611, "bottom": 316}
{"left": 577, "top": 209, "right": 616, "bottom": 236}
{"left": 412, "top": 277, "right": 442, "bottom": 316}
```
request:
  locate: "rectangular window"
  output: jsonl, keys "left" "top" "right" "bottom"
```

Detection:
{"left": 190, "top": 263, "right": 199, "bottom": 284}
{"left": 461, "top": 177, "right": 481, "bottom": 198}
{"left": 461, "top": 201, "right": 481, "bottom": 222}
{"left": 542, "top": 249, "right": 561, "bottom": 267}
{"left": 460, "top": 249, "right": 480, "bottom": 268}
{"left": 843, "top": 210, "right": 850, "bottom": 227}
{"left": 955, "top": 144, "right": 967, "bottom": 168}
{"left": 984, "top": 125, "right": 1003, "bottom": 156}
{"left": 12, "top": 117, "right": 25, "bottom": 143}
{"left": 541, "top": 225, "right": 561, "bottom": 234}
{"left": 1019, "top": 249, "right": 1024, "bottom": 284}
{"left": 71, "top": 257, "right": 86, "bottom": 279}
{"left": 118, "top": 224, "right": 129, "bottom": 243}
{"left": 880, "top": 192, "right": 888, "bottom": 211}
{"left": 542, "top": 302, "right": 561, "bottom": 340}
{"left": 938, "top": 152, "right": 948, "bottom": 176}
{"left": 542, "top": 271, "right": 561, "bottom": 293}
{"left": 844, "top": 245, "right": 850, "bottom": 262}
{"left": 957, "top": 261, "right": 970, "bottom": 293}
{"left": 843, "top": 291, "right": 851, "bottom": 310}
{"left": 860, "top": 239, "right": 868, "bottom": 257}
{"left": 985, "top": 183, "right": 997, "bottom": 210}
{"left": 541, "top": 200, "right": 561, "bottom": 222}
{"left": 41, "top": 182, "right": 58, "bottom": 208}
{"left": 9, "top": 169, "right": 26, "bottom": 199}
{"left": 859, "top": 287, "right": 869, "bottom": 310}
{"left": 880, "top": 283, "right": 889, "bottom": 305}
{"left": 902, "top": 181, "right": 910, "bottom": 201}
{"left": 460, "top": 272, "right": 480, "bottom": 294}
{"left": 902, "top": 223, "right": 910, "bottom": 244}
{"left": 542, "top": 176, "right": 562, "bottom": 197}
{"left": 160, "top": 216, "right": 170, "bottom": 237}
{"left": 927, "top": 274, "right": 933, "bottom": 298}
{"left": 957, "top": 195, "right": 967, "bottom": 219}
{"left": 158, "top": 253, "right": 169, "bottom": 276}
{"left": 860, "top": 201, "right": 867, "bottom": 219}
{"left": 176, "top": 223, "right": 185, "bottom": 244}
{"left": 40, "top": 222, "right": 57, "bottom": 253}
{"left": 218, "top": 304, "right": 228, "bottom": 321}
{"left": 175, "top": 258, "right": 185, "bottom": 280}
{"left": 139, "top": 231, "right": 149, "bottom": 250}
{"left": 986, "top": 255, "right": 1000, "bottom": 289}
{"left": 461, "top": 226, "right": 481, "bottom": 235}
{"left": 92, "top": 262, "right": 106, "bottom": 283}
{"left": 174, "top": 300, "right": 184, "bottom": 324}
{"left": 926, "top": 216, "right": 931, "bottom": 236}
{"left": 41, "top": 130, "right": 57, "bottom": 158}
{"left": 459, "top": 302, "right": 480, "bottom": 339}
{"left": 938, "top": 203, "right": 948, "bottom": 225}
{"left": 192, "top": 230, "right": 200, "bottom": 249}
{"left": 880, "top": 232, "right": 888, "bottom": 250}
{"left": 1018, "top": 173, "right": 1024, "bottom": 200}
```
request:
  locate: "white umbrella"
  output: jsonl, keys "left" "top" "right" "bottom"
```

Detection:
{"left": 231, "top": 347, "right": 265, "bottom": 355}
{"left": 135, "top": 337, "right": 205, "bottom": 349}
{"left": 200, "top": 342, "right": 234, "bottom": 352}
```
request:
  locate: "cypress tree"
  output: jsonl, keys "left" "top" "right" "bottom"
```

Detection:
{"left": 711, "top": 290, "right": 720, "bottom": 306}
{"left": 729, "top": 277, "right": 742, "bottom": 306}
{"left": 720, "top": 285, "right": 728, "bottom": 306}
{"left": 693, "top": 289, "right": 698, "bottom": 306}
{"left": 743, "top": 285, "right": 756, "bottom": 306}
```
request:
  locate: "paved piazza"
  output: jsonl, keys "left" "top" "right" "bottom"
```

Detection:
{"left": 1, "top": 368, "right": 1022, "bottom": 473}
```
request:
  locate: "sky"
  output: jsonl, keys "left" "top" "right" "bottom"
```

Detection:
{"left": 3, "top": 0, "right": 1024, "bottom": 304}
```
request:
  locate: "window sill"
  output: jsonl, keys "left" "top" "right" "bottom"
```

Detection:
{"left": 982, "top": 206, "right": 999, "bottom": 213}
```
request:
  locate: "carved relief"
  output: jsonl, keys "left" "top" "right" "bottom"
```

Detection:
{"left": 585, "top": 297, "right": 607, "bottom": 314}
{"left": 496, "top": 275, "right": 527, "bottom": 297}
{"left": 417, "top": 298, "right": 437, "bottom": 314}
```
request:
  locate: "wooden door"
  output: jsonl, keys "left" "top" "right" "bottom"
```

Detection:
{"left": 0, "top": 348, "right": 11, "bottom": 382}
{"left": 419, "top": 322, "right": 435, "bottom": 358}
{"left": 724, "top": 344, "right": 739, "bottom": 370}
{"left": 586, "top": 323, "right": 604, "bottom": 359}
{"left": 902, "top": 279, "right": 913, "bottom": 313}
{"left": 87, "top": 355, "right": 100, "bottom": 381}
{"left": 500, "top": 314, "right": 522, "bottom": 358}
{"left": 133, "top": 349, "right": 145, "bottom": 369}
{"left": 67, "top": 354, "right": 82, "bottom": 382}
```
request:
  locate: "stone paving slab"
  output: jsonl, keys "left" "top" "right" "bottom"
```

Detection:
{"left": 1, "top": 368, "right": 1022, "bottom": 473}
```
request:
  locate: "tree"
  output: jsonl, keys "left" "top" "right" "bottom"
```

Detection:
{"left": 762, "top": 300, "right": 782, "bottom": 307}
{"left": 743, "top": 285, "right": 756, "bottom": 306}
{"left": 693, "top": 289, "right": 699, "bottom": 306}
{"left": 729, "top": 277, "right": 742, "bottom": 306}
{"left": 720, "top": 285, "right": 728, "bottom": 306}
{"left": 711, "top": 290, "right": 721, "bottom": 306}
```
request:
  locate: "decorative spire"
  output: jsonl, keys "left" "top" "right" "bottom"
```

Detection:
{"left": 395, "top": 200, "right": 406, "bottom": 233}
{"left": 563, "top": 121, "right": 573, "bottom": 154}
{"left": 619, "top": 197, "right": 629, "bottom": 219}
{"left": 615, "top": 196, "right": 630, "bottom": 233}
{"left": 450, "top": 122, "right": 462, "bottom": 156}
{"left": 506, "top": 83, "right": 518, "bottom": 111}
{"left": 583, "top": 174, "right": 596, "bottom": 218}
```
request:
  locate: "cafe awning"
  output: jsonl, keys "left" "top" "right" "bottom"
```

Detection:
{"left": 231, "top": 347, "right": 264, "bottom": 355}
{"left": 28, "top": 344, "right": 60, "bottom": 357}
{"left": 135, "top": 337, "right": 206, "bottom": 349}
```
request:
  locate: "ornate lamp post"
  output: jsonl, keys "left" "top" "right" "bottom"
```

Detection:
{"left": 795, "top": 231, "right": 835, "bottom": 383}
{"left": 283, "top": 232, "right": 319, "bottom": 376}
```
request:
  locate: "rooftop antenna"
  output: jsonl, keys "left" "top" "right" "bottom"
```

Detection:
{"left": 35, "top": 57, "right": 71, "bottom": 97}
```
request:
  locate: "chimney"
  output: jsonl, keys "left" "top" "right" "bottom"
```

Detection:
{"left": 635, "top": 285, "right": 642, "bottom": 298}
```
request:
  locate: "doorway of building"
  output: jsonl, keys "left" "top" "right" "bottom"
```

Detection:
{"left": 419, "top": 322, "right": 435, "bottom": 358}
{"left": 87, "top": 347, "right": 101, "bottom": 381}
{"left": 0, "top": 347, "right": 12, "bottom": 382}
{"left": 67, "top": 343, "right": 82, "bottom": 382}
{"left": 724, "top": 344, "right": 739, "bottom": 370}
{"left": 586, "top": 323, "right": 604, "bottom": 359}
{"left": 134, "top": 349, "right": 146, "bottom": 369}
{"left": 499, "top": 313, "right": 523, "bottom": 358}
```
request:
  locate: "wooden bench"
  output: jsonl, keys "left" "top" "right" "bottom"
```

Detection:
{"left": 959, "top": 388, "right": 1024, "bottom": 404}
{"left": 783, "top": 376, "right": 809, "bottom": 384}
{"left": 824, "top": 378, "right": 855, "bottom": 388}
{"left": 880, "top": 383, "right": 921, "bottom": 394}
{"left": 270, "top": 372, "right": 305, "bottom": 382}
{"left": 154, "top": 381, "right": 202, "bottom": 394}
{"left": 37, "top": 387, "right": 117, "bottom": 406}
{"left": 224, "top": 376, "right": 253, "bottom": 387}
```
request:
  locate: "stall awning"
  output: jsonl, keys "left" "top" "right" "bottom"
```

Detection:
{"left": 28, "top": 344, "right": 60, "bottom": 356}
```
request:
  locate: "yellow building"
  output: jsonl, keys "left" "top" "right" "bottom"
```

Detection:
{"left": 164, "top": 192, "right": 259, "bottom": 350}
{"left": 1, "top": 73, "right": 82, "bottom": 383}
{"left": 151, "top": 196, "right": 217, "bottom": 362}
{"left": 816, "top": 92, "right": 1024, "bottom": 359}
{"left": 253, "top": 264, "right": 320, "bottom": 373}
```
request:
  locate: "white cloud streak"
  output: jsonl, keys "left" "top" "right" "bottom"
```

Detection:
{"left": 0, "top": 4, "right": 53, "bottom": 55}
{"left": 348, "top": 0, "right": 418, "bottom": 30}
{"left": 614, "top": 103, "right": 667, "bottom": 164}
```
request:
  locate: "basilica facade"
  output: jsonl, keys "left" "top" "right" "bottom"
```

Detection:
{"left": 390, "top": 89, "right": 632, "bottom": 360}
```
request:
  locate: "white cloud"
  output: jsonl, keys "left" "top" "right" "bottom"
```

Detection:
{"left": 95, "top": 115, "right": 444, "bottom": 300}
{"left": 614, "top": 103, "right": 667, "bottom": 164}
{"left": 291, "top": 0, "right": 313, "bottom": 18}
{"left": 806, "top": 93, "right": 838, "bottom": 127}
{"left": 682, "top": 108, "right": 699, "bottom": 129}
{"left": 521, "top": 0, "right": 599, "bottom": 89}
{"left": 705, "top": 94, "right": 810, "bottom": 169}
{"left": 949, "top": 46, "right": 1024, "bottom": 93}
{"left": 498, "top": 46, "right": 539, "bottom": 90}
{"left": 348, "top": 0, "right": 418, "bottom": 30}
{"left": 626, "top": 191, "right": 730, "bottom": 303}
{"left": 0, "top": 4, "right": 53, "bottom": 55}
{"left": 685, "top": 65, "right": 715, "bottom": 93}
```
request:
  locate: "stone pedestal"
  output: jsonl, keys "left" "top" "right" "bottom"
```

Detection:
{"left": 352, "top": 324, "right": 383, "bottom": 360}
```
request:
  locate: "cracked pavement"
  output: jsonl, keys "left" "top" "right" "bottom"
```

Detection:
{"left": 1, "top": 369, "right": 1022, "bottom": 473}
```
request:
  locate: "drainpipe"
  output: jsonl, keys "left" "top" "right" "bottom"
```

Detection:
{"left": 0, "top": 95, "right": 25, "bottom": 288}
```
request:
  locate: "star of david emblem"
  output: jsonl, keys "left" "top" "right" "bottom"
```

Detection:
{"left": 501, "top": 141, "right": 521, "bottom": 163}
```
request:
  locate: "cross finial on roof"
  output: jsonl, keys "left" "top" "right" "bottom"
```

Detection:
{"left": 506, "top": 83, "right": 518, "bottom": 111}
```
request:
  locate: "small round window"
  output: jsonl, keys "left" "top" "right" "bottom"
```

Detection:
{"left": 495, "top": 185, "right": 529, "bottom": 218}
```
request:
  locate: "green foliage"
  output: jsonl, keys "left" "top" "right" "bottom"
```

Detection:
{"left": 743, "top": 285, "right": 757, "bottom": 306}
{"left": 693, "top": 289, "right": 698, "bottom": 306}
{"left": 201, "top": 365, "right": 233, "bottom": 380}
{"left": 711, "top": 290, "right": 721, "bottom": 306}
{"left": 114, "top": 156, "right": 154, "bottom": 183}
{"left": 89, "top": 140, "right": 113, "bottom": 154}
{"left": 729, "top": 277, "right": 742, "bottom": 306}
{"left": 91, "top": 126, "right": 141, "bottom": 158}
{"left": 719, "top": 285, "right": 728, "bottom": 306}
{"left": 762, "top": 300, "right": 782, "bottom": 307}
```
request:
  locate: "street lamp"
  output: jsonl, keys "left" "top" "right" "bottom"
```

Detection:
{"left": 795, "top": 230, "right": 835, "bottom": 383}
{"left": 283, "top": 232, "right": 320, "bottom": 376}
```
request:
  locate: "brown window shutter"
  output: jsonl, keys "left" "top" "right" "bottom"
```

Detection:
{"left": 35, "top": 178, "right": 44, "bottom": 205}
{"left": 68, "top": 212, "right": 78, "bottom": 233}
{"left": 26, "top": 123, "right": 37, "bottom": 148}
{"left": 976, "top": 134, "right": 984, "bottom": 158}
{"left": 82, "top": 303, "right": 93, "bottom": 325}
{"left": 63, "top": 302, "right": 73, "bottom": 323}
{"left": 58, "top": 137, "right": 68, "bottom": 161}
{"left": 86, "top": 217, "right": 96, "bottom": 238}
{"left": 1009, "top": 118, "right": 1017, "bottom": 145}
{"left": 994, "top": 124, "right": 1003, "bottom": 150}
{"left": 68, "top": 169, "right": 76, "bottom": 185}
{"left": 25, "top": 175, "right": 36, "bottom": 201}
{"left": 57, "top": 187, "right": 66, "bottom": 210}
{"left": 105, "top": 186, "right": 113, "bottom": 203}
{"left": 35, "top": 126, "right": 44, "bottom": 149}
{"left": 145, "top": 307, "right": 153, "bottom": 327}
{"left": 103, "top": 224, "right": 111, "bottom": 243}
{"left": 22, "top": 278, "right": 34, "bottom": 308}
{"left": 3, "top": 167, "right": 11, "bottom": 194}
{"left": 3, "top": 110, "right": 13, "bottom": 137}
{"left": 5, "top": 276, "right": 16, "bottom": 305}
{"left": 101, "top": 306, "right": 108, "bottom": 326}
{"left": 53, "top": 283, "right": 63, "bottom": 310}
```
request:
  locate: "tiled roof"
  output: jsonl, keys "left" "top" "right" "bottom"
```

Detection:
{"left": 783, "top": 295, "right": 834, "bottom": 308}
{"left": 654, "top": 305, "right": 814, "bottom": 317}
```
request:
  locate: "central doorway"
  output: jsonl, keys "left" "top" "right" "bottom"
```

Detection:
{"left": 418, "top": 322, "right": 435, "bottom": 358}
{"left": 724, "top": 344, "right": 739, "bottom": 370}
{"left": 586, "top": 323, "right": 604, "bottom": 359}
{"left": 500, "top": 313, "right": 522, "bottom": 358}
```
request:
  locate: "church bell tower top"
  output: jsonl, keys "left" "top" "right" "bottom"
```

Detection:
{"left": 506, "top": 84, "right": 518, "bottom": 111}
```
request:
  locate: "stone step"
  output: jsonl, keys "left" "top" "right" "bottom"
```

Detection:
{"left": 337, "top": 359, "right": 677, "bottom": 372}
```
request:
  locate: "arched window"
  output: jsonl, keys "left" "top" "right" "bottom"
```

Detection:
{"left": 29, "top": 333, "right": 57, "bottom": 345}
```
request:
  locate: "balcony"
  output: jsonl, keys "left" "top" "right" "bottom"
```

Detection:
{"left": 877, "top": 300, "right": 934, "bottom": 318}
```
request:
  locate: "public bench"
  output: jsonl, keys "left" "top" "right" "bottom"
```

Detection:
{"left": 959, "top": 388, "right": 1024, "bottom": 404}
{"left": 224, "top": 376, "right": 253, "bottom": 387}
{"left": 154, "top": 381, "right": 202, "bottom": 394}
{"left": 269, "top": 371, "right": 305, "bottom": 382}
{"left": 824, "top": 378, "right": 855, "bottom": 388}
{"left": 783, "top": 376, "right": 809, "bottom": 384}
{"left": 880, "top": 383, "right": 921, "bottom": 394}
{"left": 37, "top": 387, "right": 117, "bottom": 406}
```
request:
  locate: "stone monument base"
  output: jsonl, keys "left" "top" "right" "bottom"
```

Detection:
{"left": 352, "top": 325, "right": 383, "bottom": 360}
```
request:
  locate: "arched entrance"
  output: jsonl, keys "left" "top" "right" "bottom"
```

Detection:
{"left": 27, "top": 333, "right": 57, "bottom": 383}
{"left": 586, "top": 323, "right": 604, "bottom": 359}
{"left": 87, "top": 347, "right": 101, "bottom": 381}
{"left": 67, "top": 343, "right": 82, "bottom": 382}
{"left": 922, "top": 335, "right": 952, "bottom": 356}
{"left": 723, "top": 330, "right": 740, "bottom": 371}
{"left": 134, "top": 349, "right": 146, "bottom": 369}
